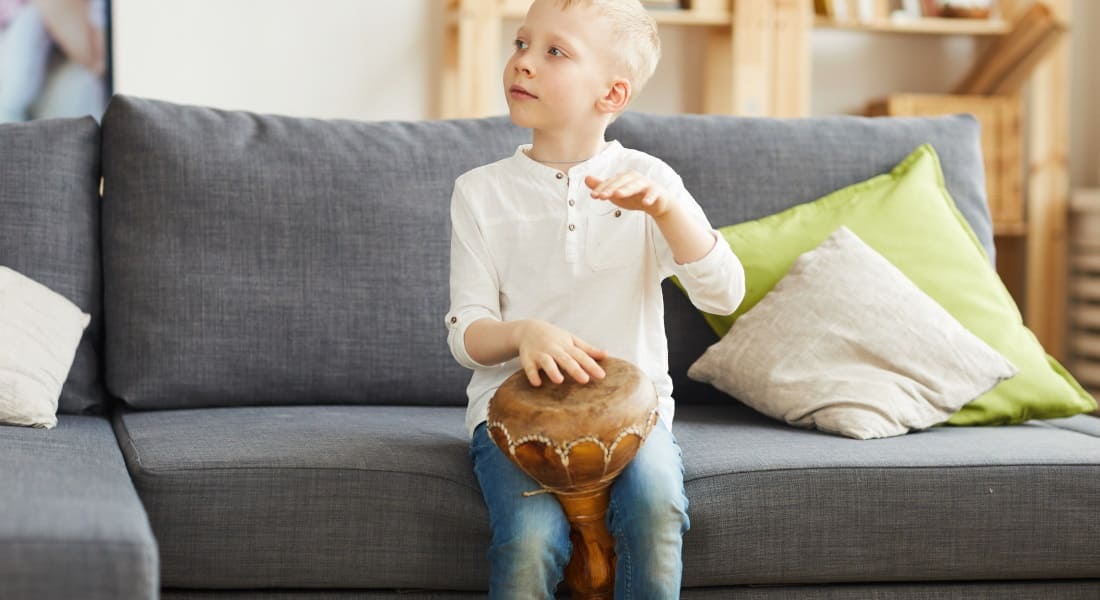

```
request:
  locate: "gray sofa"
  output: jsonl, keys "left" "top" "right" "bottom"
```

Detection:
{"left": 2, "top": 94, "right": 1099, "bottom": 599}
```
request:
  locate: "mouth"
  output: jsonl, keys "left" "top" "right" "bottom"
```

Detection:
{"left": 509, "top": 85, "right": 538, "bottom": 100}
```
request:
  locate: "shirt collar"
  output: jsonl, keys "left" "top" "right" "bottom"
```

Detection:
{"left": 512, "top": 139, "right": 624, "bottom": 180}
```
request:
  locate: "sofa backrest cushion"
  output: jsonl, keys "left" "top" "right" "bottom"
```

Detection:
{"left": 607, "top": 111, "right": 992, "bottom": 406}
{"left": 101, "top": 95, "right": 527, "bottom": 409}
{"left": 0, "top": 118, "right": 107, "bottom": 415}
{"left": 609, "top": 112, "right": 992, "bottom": 259}
{"left": 101, "top": 95, "right": 990, "bottom": 410}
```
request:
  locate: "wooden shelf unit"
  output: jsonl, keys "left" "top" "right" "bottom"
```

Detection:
{"left": 441, "top": 0, "right": 1072, "bottom": 359}
{"left": 813, "top": 15, "right": 1010, "bottom": 35}
{"left": 1070, "top": 189, "right": 1100, "bottom": 412}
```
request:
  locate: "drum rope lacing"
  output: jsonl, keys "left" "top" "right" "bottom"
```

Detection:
{"left": 485, "top": 406, "right": 660, "bottom": 497}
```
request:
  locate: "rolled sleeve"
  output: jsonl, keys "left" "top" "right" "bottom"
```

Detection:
{"left": 445, "top": 307, "right": 499, "bottom": 370}
{"left": 446, "top": 182, "right": 503, "bottom": 371}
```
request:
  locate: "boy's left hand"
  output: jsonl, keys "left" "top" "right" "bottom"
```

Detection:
{"left": 585, "top": 172, "right": 671, "bottom": 218}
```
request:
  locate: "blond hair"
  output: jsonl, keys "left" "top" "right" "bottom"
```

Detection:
{"left": 555, "top": 0, "right": 661, "bottom": 95}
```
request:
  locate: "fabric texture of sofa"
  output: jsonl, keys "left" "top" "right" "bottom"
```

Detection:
{"left": 2, "top": 94, "right": 1099, "bottom": 599}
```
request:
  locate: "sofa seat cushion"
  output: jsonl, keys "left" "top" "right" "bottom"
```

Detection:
{"left": 677, "top": 403, "right": 1100, "bottom": 587}
{"left": 0, "top": 415, "right": 159, "bottom": 600}
{"left": 115, "top": 404, "right": 1100, "bottom": 590}
{"left": 113, "top": 405, "right": 491, "bottom": 590}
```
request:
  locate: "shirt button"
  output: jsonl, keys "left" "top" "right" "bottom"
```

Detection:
{"left": 568, "top": 199, "right": 575, "bottom": 206}
{"left": 568, "top": 224, "right": 576, "bottom": 231}
{"left": 450, "top": 316, "right": 457, "bottom": 324}
{"left": 614, "top": 209, "right": 622, "bottom": 217}
{"left": 555, "top": 172, "right": 564, "bottom": 180}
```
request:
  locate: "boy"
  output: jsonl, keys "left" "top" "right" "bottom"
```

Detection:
{"left": 445, "top": 0, "right": 745, "bottom": 596}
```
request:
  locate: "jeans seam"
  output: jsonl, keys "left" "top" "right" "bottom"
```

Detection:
{"left": 609, "top": 494, "right": 631, "bottom": 599}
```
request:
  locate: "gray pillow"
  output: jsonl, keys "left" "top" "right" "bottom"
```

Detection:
{"left": 687, "top": 227, "right": 1017, "bottom": 440}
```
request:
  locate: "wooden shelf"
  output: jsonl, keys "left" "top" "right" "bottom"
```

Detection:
{"left": 814, "top": 15, "right": 1010, "bottom": 35}
{"left": 493, "top": 3, "right": 1004, "bottom": 32}
{"left": 995, "top": 221, "right": 1028, "bottom": 237}
{"left": 501, "top": 5, "right": 732, "bottom": 25}
{"left": 635, "top": 8, "right": 733, "bottom": 26}
{"left": 448, "top": 4, "right": 732, "bottom": 28}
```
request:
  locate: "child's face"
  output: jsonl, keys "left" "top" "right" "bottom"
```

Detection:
{"left": 504, "top": 0, "right": 621, "bottom": 132}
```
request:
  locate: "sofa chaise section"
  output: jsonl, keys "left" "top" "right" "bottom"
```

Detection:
{"left": 0, "top": 415, "right": 159, "bottom": 600}
{"left": 0, "top": 114, "right": 151, "bottom": 599}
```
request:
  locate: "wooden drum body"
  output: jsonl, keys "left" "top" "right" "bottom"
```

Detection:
{"left": 487, "top": 356, "right": 658, "bottom": 599}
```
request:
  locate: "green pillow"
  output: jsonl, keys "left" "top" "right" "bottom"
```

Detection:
{"left": 679, "top": 143, "right": 1095, "bottom": 425}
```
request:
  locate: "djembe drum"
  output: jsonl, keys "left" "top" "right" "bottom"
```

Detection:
{"left": 487, "top": 356, "right": 659, "bottom": 599}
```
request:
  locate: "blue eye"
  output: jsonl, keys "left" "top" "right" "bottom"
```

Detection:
{"left": 548, "top": 47, "right": 563, "bottom": 57}
{"left": 514, "top": 39, "right": 528, "bottom": 50}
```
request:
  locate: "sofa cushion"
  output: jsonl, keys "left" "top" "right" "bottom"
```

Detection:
{"left": 0, "top": 117, "right": 107, "bottom": 415}
{"left": 607, "top": 113, "right": 993, "bottom": 262}
{"left": 113, "top": 405, "right": 490, "bottom": 590}
{"left": 686, "top": 226, "right": 1017, "bottom": 439}
{"left": 114, "top": 404, "right": 1100, "bottom": 589}
{"left": 678, "top": 404, "right": 1100, "bottom": 587}
{"left": 0, "top": 415, "right": 159, "bottom": 600}
{"left": 690, "top": 144, "right": 1094, "bottom": 426}
{"left": 101, "top": 97, "right": 990, "bottom": 413}
{"left": 101, "top": 95, "right": 528, "bottom": 410}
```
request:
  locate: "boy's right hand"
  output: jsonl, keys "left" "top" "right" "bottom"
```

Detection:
{"left": 514, "top": 320, "right": 608, "bottom": 387}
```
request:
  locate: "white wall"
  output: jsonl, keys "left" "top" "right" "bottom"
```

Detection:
{"left": 113, "top": 0, "right": 1098, "bottom": 186}
{"left": 113, "top": 0, "right": 443, "bottom": 121}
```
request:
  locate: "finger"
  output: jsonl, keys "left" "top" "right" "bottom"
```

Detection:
{"left": 539, "top": 355, "right": 565, "bottom": 385}
{"left": 573, "top": 337, "right": 609, "bottom": 366}
{"left": 614, "top": 177, "right": 649, "bottom": 199}
{"left": 607, "top": 173, "right": 642, "bottom": 197}
{"left": 556, "top": 350, "right": 589, "bottom": 384}
{"left": 569, "top": 346, "right": 605, "bottom": 381}
{"left": 640, "top": 188, "right": 659, "bottom": 206}
{"left": 523, "top": 360, "right": 542, "bottom": 387}
{"left": 584, "top": 174, "right": 602, "bottom": 190}
{"left": 593, "top": 173, "right": 632, "bottom": 198}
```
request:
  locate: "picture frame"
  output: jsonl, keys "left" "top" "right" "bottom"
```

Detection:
{"left": 0, "top": 0, "right": 112, "bottom": 123}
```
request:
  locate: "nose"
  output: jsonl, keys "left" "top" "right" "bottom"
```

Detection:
{"left": 513, "top": 55, "right": 533, "bottom": 77}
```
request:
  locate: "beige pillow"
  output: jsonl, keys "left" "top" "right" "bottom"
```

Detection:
{"left": 687, "top": 226, "right": 1018, "bottom": 440}
{"left": 0, "top": 266, "right": 91, "bottom": 429}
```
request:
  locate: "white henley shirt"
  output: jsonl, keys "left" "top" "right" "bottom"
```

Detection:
{"left": 445, "top": 140, "right": 746, "bottom": 438}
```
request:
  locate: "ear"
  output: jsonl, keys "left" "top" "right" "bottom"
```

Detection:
{"left": 596, "top": 78, "right": 631, "bottom": 115}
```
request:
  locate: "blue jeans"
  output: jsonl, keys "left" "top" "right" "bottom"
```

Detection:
{"left": 470, "top": 420, "right": 689, "bottom": 599}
